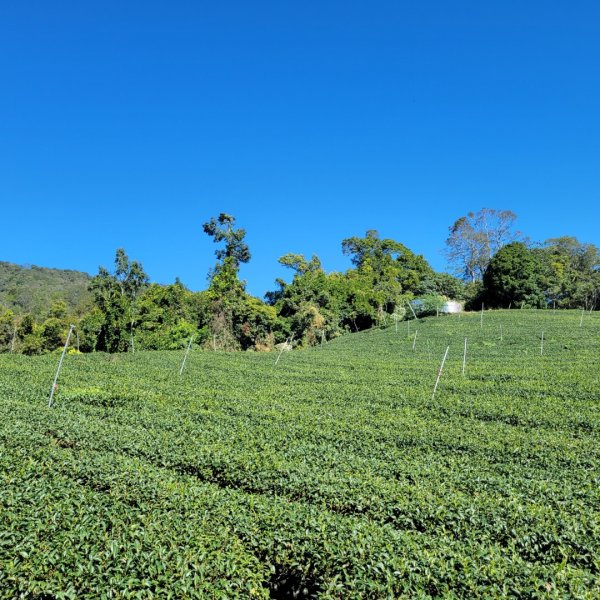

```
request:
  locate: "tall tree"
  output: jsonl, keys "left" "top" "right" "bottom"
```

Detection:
{"left": 482, "top": 242, "right": 549, "bottom": 308}
{"left": 202, "top": 213, "right": 250, "bottom": 298}
{"left": 542, "top": 237, "right": 600, "bottom": 309}
{"left": 89, "top": 249, "right": 148, "bottom": 352}
{"left": 445, "top": 208, "right": 521, "bottom": 282}
{"left": 342, "top": 230, "right": 432, "bottom": 317}
{"left": 202, "top": 213, "right": 275, "bottom": 350}
{"left": 202, "top": 213, "right": 251, "bottom": 269}
{"left": 114, "top": 248, "right": 148, "bottom": 302}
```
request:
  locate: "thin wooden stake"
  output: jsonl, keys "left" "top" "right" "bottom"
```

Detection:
{"left": 462, "top": 337, "right": 467, "bottom": 376}
{"left": 48, "top": 325, "right": 75, "bottom": 408}
{"left": 432, "top": 346, "right": 450, "bottom": 400}
{"left": 480, "top": 303, "right": 484, "bottom": 328}
{"left": 179, "top": 335, "right": 194, "bottom": 375}
{"left": 580, "top": 308, "right": 584, "bottom": 327}
{"left": 500, "top": 325, "right": 503, "bottom": 342}
{"left": 412, "top": 330, "right": 418, "bottom": 351}
{"left": 10, "top": 325, "right": 16, "bottom": 354}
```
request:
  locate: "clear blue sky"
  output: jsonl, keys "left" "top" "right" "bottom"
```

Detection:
{"left": 1, "top": 1, "right": 599, "bottom": 297}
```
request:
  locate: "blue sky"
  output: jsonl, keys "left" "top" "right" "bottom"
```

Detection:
{"left": 1, "top": 1, "right": 599, "bottom": 297}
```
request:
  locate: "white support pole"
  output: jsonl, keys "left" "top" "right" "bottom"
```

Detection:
{"left": 412, "top": 330, "right": 418, "bottom": 351}
{"left": 500, "top": 325, "right": 503, "bottom": 342}
{"left": 179, "top": 335, "right": 194, "bottom": 375}
{"left": 275, "top": 335, "right": 294, "bottom": 366}
{"left": 580, "top": 308, "right": 584, "bottom": 328}
{"left": 432, "top": 346, "right": 450, "bottom": 400}
{"left": 407, "top": 302, "right": 418, "bottom": 320}
{"left": 48, "top": 325, "right": 75, "bottom": 408}
{"left": 462, "top": 337, "right": 467, "bottom": 376}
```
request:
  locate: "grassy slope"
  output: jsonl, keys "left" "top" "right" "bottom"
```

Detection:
{"left": 0, "top": 261, "right": 91, "bottom": 316}
{"left": 0, "top": 310, "right": 599, "bottom": 598}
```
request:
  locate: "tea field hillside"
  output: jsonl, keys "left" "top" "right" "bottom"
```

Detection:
{"left": 1, "top": 310, "right": 599, "bottom": 598}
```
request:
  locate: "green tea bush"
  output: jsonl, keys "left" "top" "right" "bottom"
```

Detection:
{"left": 0, "top": 309, "right": 598, "bottom": 597}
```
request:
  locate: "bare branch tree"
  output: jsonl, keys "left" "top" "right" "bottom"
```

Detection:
{"left": 445, "top": 208, "right": 521, "bottom": 282}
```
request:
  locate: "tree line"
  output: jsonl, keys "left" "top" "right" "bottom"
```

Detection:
{"left": 1, "top": 209, "right": 598, "bottom": 354}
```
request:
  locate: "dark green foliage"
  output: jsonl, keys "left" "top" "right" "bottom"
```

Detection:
{"left": 78, "top": 308, "right": 105, "bottom": 352}
{"left": 202, "top": 214, "right": 278, "bottom": 351}
{"left": 40, "top": 317, "right": 65, "bottom": 351}
{"left": 270, "top": 234, "right": 436, "bottom": 345}
{"left": 480, "top": 237, "right": 600, "bottom": 310}
{"left": 134, "top": 283, "right": 198, "bottom": 350}
{"left": 342, "top": 229, "right": 433, "bottom": 296}
{"left": 0, "top": 309, "right": 15, "bottom": 350}
{"left": 543, "top": 237, "right": 600, "bottom": 309}
{"left": 3, "top": 217, "right": 599, "bottom": 356}
{"left": 417, "top": 272, "right": 465, "bottom": 300}
{"left": 483, "top": 242, "right": 549, "bottom": 308}
{"left": 202, "top": 212, "right": 251, "bottom": 268}
{"left": 341, "top": 230, "right": 433, "bottom": 317}
{"left": 463, "top": 280, "right": 485, "bottom": 311}
{"left": 89, "top": 249, "right": 149, "bottom": 352}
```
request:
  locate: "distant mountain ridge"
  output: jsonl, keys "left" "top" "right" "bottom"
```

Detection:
{"left": 0, "top": 261, "right": 92, "bottom": 317}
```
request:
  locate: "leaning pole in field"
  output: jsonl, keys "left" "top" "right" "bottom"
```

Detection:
{"left": 48, "top": 325, "right": 75, "bottom": 408}
{"left": 275, "top": 335, "right": 294, "bottom": 366}
{"left": 179, "top": 335, "right": 194, "bottom": 375}
{"left": 432, "top": 346, "right": 450, "bottom": 400}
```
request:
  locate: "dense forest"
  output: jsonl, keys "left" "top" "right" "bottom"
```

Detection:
{"left": 1, "top": 209, "right": 599, "bottom": 355}
{"left": 0, "top": 262, "right": 91, "bottom": 317}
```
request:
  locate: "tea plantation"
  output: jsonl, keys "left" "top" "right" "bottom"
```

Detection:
{"left": 1, "top": 310, "right": 599, "bottom": 598}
